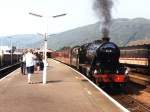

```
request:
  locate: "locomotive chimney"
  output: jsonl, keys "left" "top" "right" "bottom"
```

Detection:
{"left": 101, "top": 26, "right": 110, "bottom": 42}
{"left": 93, "top": 0, "right": 113, "bottom": 42}
{"left": 102, "top": 37, "right": 110, "bottom": 42}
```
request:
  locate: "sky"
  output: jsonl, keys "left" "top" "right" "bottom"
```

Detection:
{"left": 0, "top": 0, "right": 150, "bottom": 36}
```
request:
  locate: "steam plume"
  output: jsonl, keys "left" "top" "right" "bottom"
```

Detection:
{"left": 94, "top": 0, "right": 113, "bottom": 40}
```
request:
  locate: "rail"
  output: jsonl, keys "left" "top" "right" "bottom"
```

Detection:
{"left": 113, "top": 94, "right": 150, "bottom": 112}
{"left": 0, "top": 62, "right": 21, "bottom": 78}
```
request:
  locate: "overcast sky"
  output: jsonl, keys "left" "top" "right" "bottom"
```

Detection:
{"left": 0, "top": 0, "right": 149, "bottom": 36}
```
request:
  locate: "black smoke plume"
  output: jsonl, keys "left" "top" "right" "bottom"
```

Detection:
{"left": 93, "top": 0, "right": 113, "bottom": 40}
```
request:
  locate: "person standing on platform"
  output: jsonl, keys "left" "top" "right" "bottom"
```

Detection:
{"left": 25, "top": 49, "right": 36, "bottom": 84}
{"left": 21, "top": 51, "right": 27, "bottom": 75}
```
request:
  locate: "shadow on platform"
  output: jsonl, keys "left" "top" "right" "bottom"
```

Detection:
{"left": 33, "top": 80, "right": 63, "bottom": 84}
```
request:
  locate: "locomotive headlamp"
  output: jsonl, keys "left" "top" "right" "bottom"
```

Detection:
{"left": 116, "top": 70, "right": 119, "bottom": 74}
{"left": 94, "top": 70, "right": 98, "bottom": 75}
{"left": 106, "top": 49, "right": 112, "bottom": 52}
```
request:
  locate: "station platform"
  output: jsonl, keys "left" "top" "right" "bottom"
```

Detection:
{"left": 0, "top": 59, "right": 128, "bottom": 112}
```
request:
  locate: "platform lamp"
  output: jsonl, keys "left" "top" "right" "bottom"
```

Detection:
{"left": 0, "top": 38, "right": 3, "bottom": 66}
{"left": 29, "top": 12, "right": 67, "bottom": 84}
{"left": 7, "top": 36, "right": 13, "bottom": 64}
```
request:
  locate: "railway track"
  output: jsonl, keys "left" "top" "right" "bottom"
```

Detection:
{"left": 113, "top": 94, "right": 150, "bottom": 112}
{"left": 0, "top": 63, "right": 21, "bottom": 78}
{"left": 129, "top": 71, "right": 150, "bottom": 86}
{"left": 108, "top": 82, "right": 150, "bottom": 112}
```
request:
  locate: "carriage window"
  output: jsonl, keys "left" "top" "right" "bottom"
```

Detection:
{"left": 120, "top": 48, "right": 148, "bottom": 58}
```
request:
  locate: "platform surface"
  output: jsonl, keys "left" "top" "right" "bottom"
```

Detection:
{"left": 0, "top": 59, "right": 125, "bottom": 112}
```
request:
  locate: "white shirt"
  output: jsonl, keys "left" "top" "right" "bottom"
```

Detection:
{"left": 25, "top": 52, "right": 35, "bottom": 67}
{"left": 22, "top": 55, "right": 26, "bottom": 62}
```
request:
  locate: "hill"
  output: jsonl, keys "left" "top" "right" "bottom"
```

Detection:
{"left": 45, "top": 18, "right": 150, "bottom": 50}
{"left": 1, "top": 18, "right": 150, "bottom": 50}
{"left": 0, "top": 34, "right": 42, "bottom": 48}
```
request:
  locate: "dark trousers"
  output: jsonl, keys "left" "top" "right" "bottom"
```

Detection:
{"left": 21, "top": 62, "right": 26, "bottom": 75}
{"left": 40, "top": 61, "right": 44, "bottom": 71}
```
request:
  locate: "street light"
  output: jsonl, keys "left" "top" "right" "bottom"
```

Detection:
{"left": 29, "top": 12, "right": 67, "bottom": 84}
{"left": 29, "top": 12, "right": 43, "bottom": 17}
{"left": 52, "top": 13, "right": 67, "bottom": 18}
{"left": 0, "top": 38, "right": 3, "bottom": 66}
{"left": 16, "top": 41, "right": 20, "bottom": 62}
{"left": 7, "top": 36, "right": 13, "bottom": 64}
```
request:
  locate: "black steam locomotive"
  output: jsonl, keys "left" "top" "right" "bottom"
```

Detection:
{"left": 52, "top": 38, "right": 128, "bottom": 87}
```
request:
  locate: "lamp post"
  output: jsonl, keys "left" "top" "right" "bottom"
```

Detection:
{"left": 16, "top": 41, "right": 20, "bottom": 62}
{"left": 0, "top": 38, "right": 3, "bottom": 66}
{"left": 29, "top": 12, "right": 67, "bottom": 84}
{"left": 43, "top": 32, "right": 47, "bottom": 84}
{"left": 7, "top": 37, "right": 13, "bottom": 64}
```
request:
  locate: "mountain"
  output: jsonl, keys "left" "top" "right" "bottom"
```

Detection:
{"left": 45, "top": 18, "right": 150, "bottom": 50}
{"left": 0, "top": 34, "right": 42, "bottom": 48}
{"left": 110, "top": 18, "right": 150, "bottom": 46}
{"left": 1, "top": 18, "right": 150, "bottom": 50}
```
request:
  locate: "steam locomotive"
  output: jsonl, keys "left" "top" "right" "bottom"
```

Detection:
{"left": 52, "top": 38, "right": 128, "bottom": 87}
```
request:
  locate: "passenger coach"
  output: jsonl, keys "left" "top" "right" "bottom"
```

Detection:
{"left": 120, "top": 42, "right": 150, "bottom": 74}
